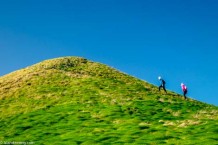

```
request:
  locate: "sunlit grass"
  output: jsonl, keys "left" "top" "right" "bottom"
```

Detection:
{"left": 0, "top": 57, "right": 217, "bottom": 144}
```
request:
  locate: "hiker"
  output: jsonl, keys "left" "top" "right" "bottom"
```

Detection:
{"left": 181, "top": 83, "right": 188, "bottom": 99}
{"left": 158, "top": 76, "right": 167, "bottom": 93}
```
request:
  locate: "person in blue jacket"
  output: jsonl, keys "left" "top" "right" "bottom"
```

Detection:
{"left": 158, "top": 76, "right": 167, "bottom": 93}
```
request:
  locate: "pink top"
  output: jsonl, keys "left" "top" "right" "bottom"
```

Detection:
{"left": 181, "top": 84, "right": 187, "bottom": 91}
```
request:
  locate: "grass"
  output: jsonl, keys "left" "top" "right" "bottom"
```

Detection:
{"left": 0, "top": 56, "right": 217, "bottom": 144}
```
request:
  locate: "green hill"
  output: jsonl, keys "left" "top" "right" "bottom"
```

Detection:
{"left": 0, "top": 56, "right": 217, "bottom": 145}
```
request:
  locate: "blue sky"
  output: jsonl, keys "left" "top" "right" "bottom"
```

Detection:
{"left": 0, "top": 0, "right": 217, "bottom": 106}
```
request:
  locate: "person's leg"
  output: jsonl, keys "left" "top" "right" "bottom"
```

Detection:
{"left": 184, "top": 90, "right": 187, "bottom": 99}
{"left": 163, "top": 85, "right": 167, "bottom": 93}
{"left": 159, "top": 85, "right": 162, "bottom": 91}
{"left": 183, "top": 91, "right": 187, "bottom": 99}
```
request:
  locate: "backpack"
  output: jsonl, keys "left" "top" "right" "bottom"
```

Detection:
{"left": 182, "top": 85, "right": 188, "bottom": 92}
{"left": 162, "top": 80, "right": 166, "bottom": 85}
{"left": 184, "top": 86, "right": 188, "bottom": 92}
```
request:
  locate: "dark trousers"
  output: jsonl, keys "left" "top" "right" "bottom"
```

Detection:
{"left": 183, "top": 90, "right": 187, "bottom": 99}
{"left": 159, "top": 85, "right": 167, "bottom": 93}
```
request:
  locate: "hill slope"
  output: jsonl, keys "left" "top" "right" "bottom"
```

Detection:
{"left": 0, "top": 57, "right": 217, "bottom": 144}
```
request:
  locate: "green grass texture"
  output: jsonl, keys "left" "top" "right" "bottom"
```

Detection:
{"left": 0, "top": 57, "right": 217, "bottom": 145}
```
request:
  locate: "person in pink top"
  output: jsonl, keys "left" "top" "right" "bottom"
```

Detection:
{"left": 181, "top": 83, "right": 188, "bottom": 99}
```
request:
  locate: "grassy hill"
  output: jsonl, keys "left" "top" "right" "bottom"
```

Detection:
{"left": 0, "top": 56, "right": 217, "bottom": 145}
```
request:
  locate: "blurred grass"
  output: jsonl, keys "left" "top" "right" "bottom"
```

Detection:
{"left": 0, "top": 56, "right": 217, "bottom": 144}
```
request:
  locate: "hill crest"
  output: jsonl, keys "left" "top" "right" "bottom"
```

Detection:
{"left": 0, "top": 56, "right": 217, "bottom": 144}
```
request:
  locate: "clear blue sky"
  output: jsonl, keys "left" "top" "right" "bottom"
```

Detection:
{"left": 0, "top": 0, "right": 217, "bottom": 106}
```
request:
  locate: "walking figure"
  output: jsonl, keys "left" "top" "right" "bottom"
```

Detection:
{"left": 158, "top": 76, "right": 167, "bottom": 93}
{"left": 181, "top": 83, "right": 188, "bottom": 99}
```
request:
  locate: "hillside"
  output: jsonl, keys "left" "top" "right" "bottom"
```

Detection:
{"left": 0, "top": 56, "right": 217, "bottom": 145}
